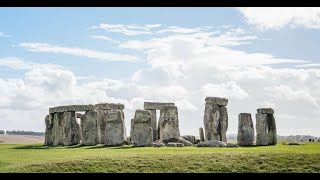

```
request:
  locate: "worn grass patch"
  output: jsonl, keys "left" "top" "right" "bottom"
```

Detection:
{"left": 0, "top": 142, "right": 320, "bottom": 172}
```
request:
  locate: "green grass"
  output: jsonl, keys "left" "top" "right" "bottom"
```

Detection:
{"left": 0, "top": 142, "right": 320, "bottom": 172}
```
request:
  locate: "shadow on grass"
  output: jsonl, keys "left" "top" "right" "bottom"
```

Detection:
{"left": 12, "top": 144, "right": 137, "bottom": 150}
{"left": 86, "top": 145, "right": 136, "bottom": 149}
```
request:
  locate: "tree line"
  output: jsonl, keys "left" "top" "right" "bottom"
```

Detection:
{"left": 0, "top": 130, "right": 44, "bottom": 136}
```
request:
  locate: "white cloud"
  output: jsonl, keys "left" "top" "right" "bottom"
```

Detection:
{"left": 0, "top": 57, "right": 63, "bottom": 70}
{"left": 296, "top": 63, "right": 320, "bottom": 68}
{"left": 90, "top": 35, "right": 120, "bottom": 44}
{"left": 0, "top": 32, "right": 11, "bottom": 38}
{"left": 201, "top": 82, "right": 249, "bottom": 100}
{"left": 91, "top": 23, "right": 161, "bottom": 36}
{"left": 18, "top": 43, "right": 140, "bottom": 62}
{"left": 237, "top": 7, "right": 320, "bottom": 30}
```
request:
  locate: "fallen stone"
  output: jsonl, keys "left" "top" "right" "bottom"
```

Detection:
{"left": 178, "top": 137, "right": 193, "bottom": 146}
{"left": 227, "top": 143, "right": 239, "bottom": 147}
{"left": 166, "top": 142, "right": 184, "bottom": 147}
{"left": 152, "top": 142, "right": 165, "bottom": 147}
{"left": 288, "top": 142, "right": 305, "bottom": 145}
{"left": 197, "top": 140, "right": 227, "bottom": 147}
{"left": 205, "top": 97, "right": 228, "bottom": 106}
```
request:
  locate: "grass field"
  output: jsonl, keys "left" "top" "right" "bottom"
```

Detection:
{"left": 0, "top": 142, "right": 320, "bottom": 173}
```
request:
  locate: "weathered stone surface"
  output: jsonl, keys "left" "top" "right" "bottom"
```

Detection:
{"left": 144, "top": 102, "right": 175, "bottom": 110}
{"left": 237, "top": 113, "right": 254, "bottom": 146}
{"left": 49, "top": 105, "right": 95, "bottom": 113}
{"left": 257, "top": 108, "right": 274, "bottom": 115}
{"left": 81, "top": 110, "right": 99, "bottom": 145}
{"left": 61, "top": 111, "right": 81, "bottom": 146}
{"left": 97, "top": 110, "right": 108, "bottom": 144}
{"left": 219, "top": 106, "right": 228, "bottom": 142}
{"left": 197, "top": 140, "right": 227, "bottom": 147}
{"left": 52, "top": 112, "right": 63, "bottom": 146}
{"left": 199, "top": 127, "right": 205, "bottom": 142}
{"left": 203, "top": 103, "right": 220, "bottom": 141}
{"left": 159, "top": 105, "right": 180, "bottom": 143}
{"left": 95, "top": 103, "right": 124, "bottom": 110}
{"left": 166, "top": 142, "right": 184, "bottom": 147}
{"left": 181, "top": 135, "right": 196, "bottom": 144}
{"left": 256, "top": 112, "right": 277, "bottom": 146}
{"left": 76, "top": 113, "right": 83, "bottom": 118}
{"left": 178, "top": 137, "right": 193, "bottom": 146}
{"left": 105, "top": 109, "right": 127, "bottom": 146}
{"left": 205, "top": 97, "right": 228, "bottom": 106}
{"left": 267, "top": 114, "right": 277, "bottom": 145}
{"left": 152, "top": 142, "right": 165, "bottom": 147}
{"left": 149, "top": 109, "right": 158, "bottom": 141}
{"left": 255, "top": 113, "right": 269, "bottom": 146}
{"left": 227, "top": 143, "right": 239, "bottom": 147}
{"left": 131, "top": 110, "right": 153, "bottom": 147}
{"left": 44, "top": 114, "right": 53, "bottom": 146}
{"left": 288, "top": 142, "right": 304, "bottom": 145}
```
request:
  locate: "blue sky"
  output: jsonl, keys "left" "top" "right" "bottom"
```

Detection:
{"left": 1, "top": 7, "right": 320, "bottom": 137}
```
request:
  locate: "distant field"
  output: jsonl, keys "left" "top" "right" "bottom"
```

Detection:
{"left": 0, "top": 142, "right": 320, "bottom": 172}
{"left": 0, "top": 135, "right": 44, "bottom": 144}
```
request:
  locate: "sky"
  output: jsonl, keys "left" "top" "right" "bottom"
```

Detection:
{"left": 1, "top": 7, "right": 320, "bottom": 137}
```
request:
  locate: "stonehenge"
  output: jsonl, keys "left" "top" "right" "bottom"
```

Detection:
{"left": 203, "top": 97, "right": 228, "bottom": 142}
{"left": 130, "top": 110, "right": 153, "bottom": 147}
{"left": 44, "top": 99, "right": 278, "bottom": 148}
{"left": 256, "top": 108, "right": 277, "bottom": 145}
{"left": 237, "top": 113, "right": 254, "bottom": 146}
{"left": 144, "top": 102, "right": 175, "bottom": 141}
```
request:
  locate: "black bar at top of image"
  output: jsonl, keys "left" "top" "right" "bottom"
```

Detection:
{"left": 0, "top": 0, "right": 320, "bottom": 7}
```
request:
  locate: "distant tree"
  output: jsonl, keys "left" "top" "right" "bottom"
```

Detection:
{"left": 0, "top": 130, "right": 4, "bottom": 134}
{"left": 4, "top": 130, "right": 44, "bottom": 136}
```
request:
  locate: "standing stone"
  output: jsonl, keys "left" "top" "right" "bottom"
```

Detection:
{"left": 237, "top": 113, "right": 254, "bottom": 146}
{"left": 52, "top": 112, "right": 64, "bottom": 146}
{"left": 219, "top": 106, "right": 228, "bottom": 142}
{"left": 199, "top": 127, "right": 205, "bottom": 142}
{"left": 203, "top": 103, "right": 220, "bottom": 141}
{"left": 256, "top": 113, "right": 269, "bottom": 146}
{"left": 81, "top": 110, "right": 99, "bottom": 145}
{"left": 97, "top": 110, "right": 108, "bottom": 144}
{"left": 131, "top": 110, "right": 153, "bottom": 147}
{"left": 44, "top": 114, "right": 53, "bottom": 146}
{"left": 267, "top": 114, "right": 277, "bottom": 145}
{"left": 61, "top": 111, "right": 80, "bottom": 146}
{"left": 159, "top": 105, "right": 180, "bottom": 143}
{"left": 105, "top": 109, "right": 126, "bottom": 146}
{"left": 256, "top": 108, "right": 277, "bottom": 146}
{"left": 149, "top": 109, "right": 158, "bottom": 141}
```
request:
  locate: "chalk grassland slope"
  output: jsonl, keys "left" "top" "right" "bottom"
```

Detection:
{"left": 0, "top": 143, "right": 320, "bottom": 173}
{"left": 0, "top": 135, "right": 44, "bottom": 144}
